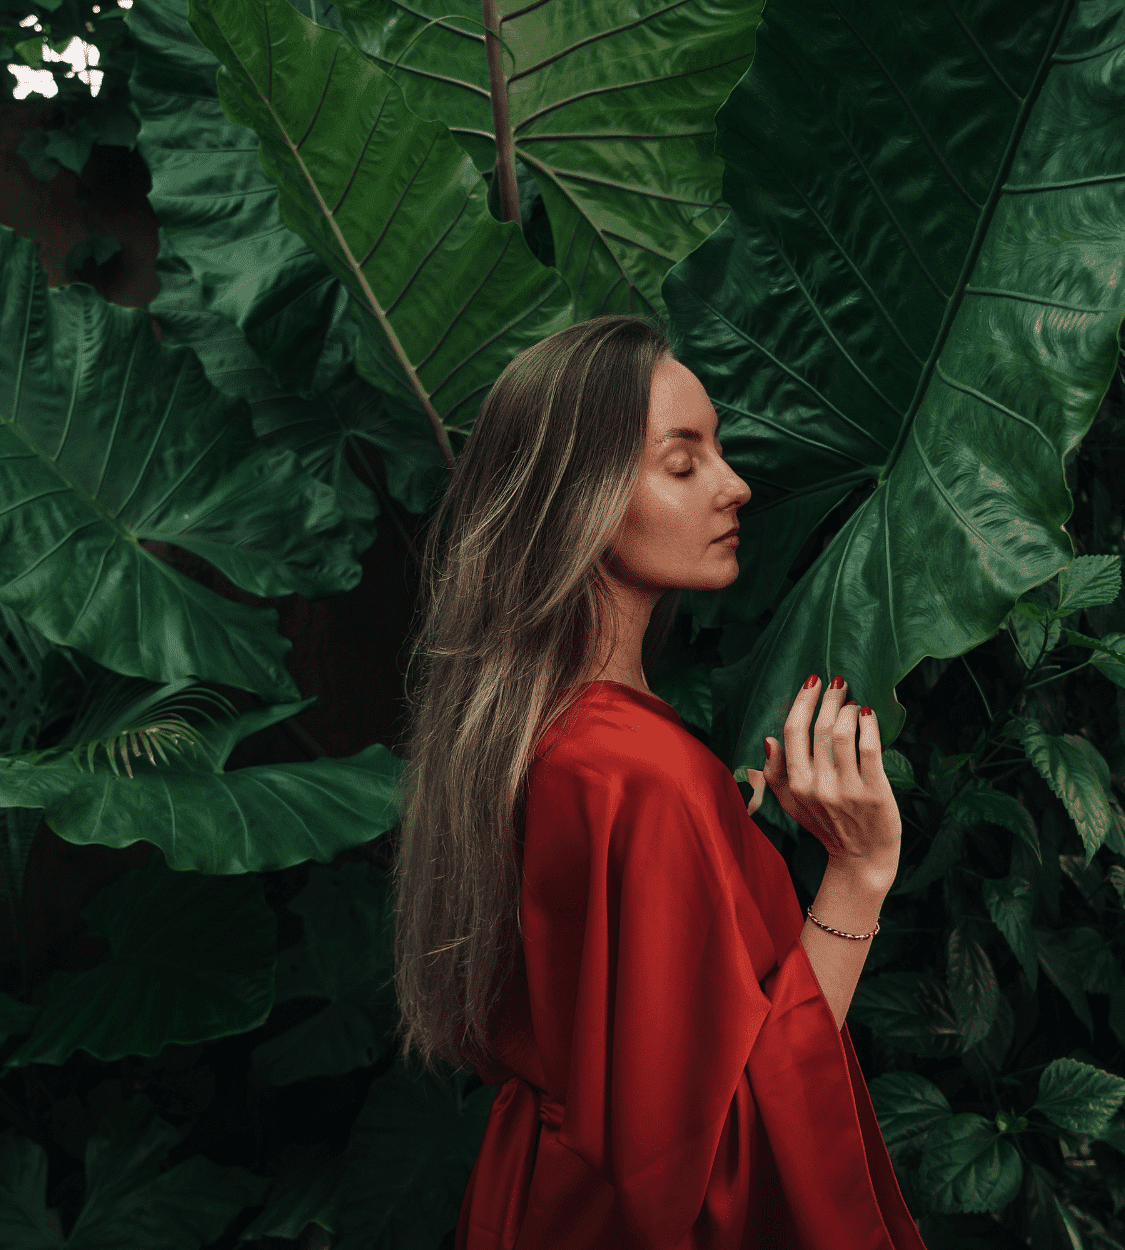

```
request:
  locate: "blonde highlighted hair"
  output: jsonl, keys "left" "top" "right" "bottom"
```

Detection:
{"left": 387, "top": 314, "right": 681, "bottom": 1080}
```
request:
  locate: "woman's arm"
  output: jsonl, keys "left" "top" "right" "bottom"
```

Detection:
{"left": 745, "top": 672, "right": 902, "bottom": 1031}
{"left": 799, "top": 856, "right": 896, "bottom": 1030}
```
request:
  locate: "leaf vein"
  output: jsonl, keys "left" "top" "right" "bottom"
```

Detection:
{"left": 508, "top": 0, "right": 696, "bottom": 86}
{"left": 934, "top": 361, "right": 1055, "bottom": 454}
{"left": 512, "top": 52, "right": 754, "bottom": 133}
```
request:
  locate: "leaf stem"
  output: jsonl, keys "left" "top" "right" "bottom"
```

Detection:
{"left": 961, "top": 654, "right": 993, "bottom": 720}
{"left": 1024, "top": 657, "right": 1094, "bottom": 691}
{"left": 960, "top": 611, "right": 1058, "bottom": 793}
{"left": 483, "top": 0, "right": 520, "bottom": 225}
{"left": 248, "top": 35, "right": 454, "bottom": 470}
{"left": 346, "top": 434, "right": 424, "bottom": 573}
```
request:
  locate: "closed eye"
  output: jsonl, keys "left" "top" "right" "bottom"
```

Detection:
{"left": 673, "top": 450, "right": 727, "bottom": 477}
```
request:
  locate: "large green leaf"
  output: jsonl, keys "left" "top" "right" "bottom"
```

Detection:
{"left": 3, "top": 852, "right": 276, "bottom": 1070}
{"left": 172, "top": 0, "right": 573, "bottom": 510}
{"left": 150, "top": 255, "right": 379, "bottom": 549}
{"left": 0, "top": 605, "right": 48, "bottom": 756}
{"left": 127, "top": 0, "right": 360, "bottom": 401}
{"left": 128, "top": 0, "right": 437, "bottom": 517}
{"left": 332, "top": 0, "right": 763, "bottom": 324}
{"left": 0, "top": 992, "right": 38, "bottom": 1051}
{"left": 0, "top": 1096, "right": 268, "bottom": 1249}
{"left": 0, "top": 700, "right": 404, "bottom": 874}
{"left": 238, "top": 1152, "right": 344, "bottom": 1243}
{"left": 0, "top": 224, "right": 361, "bottom": 702}
{"left": 663, "top": 0, "right": 1125, "bottom": 777}
{"left": 249, "top": 863, "right": 398, "bottom": 1085}
{"left": 334, "top": 1059, "right": 496, "bottom": 1250}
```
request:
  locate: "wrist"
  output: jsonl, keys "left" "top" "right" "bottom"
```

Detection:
{"left": 822, "top": 852, "right": 898, "bottom": 898}
{"left": 809, "top": 867, "right": 887, "bottom": 939}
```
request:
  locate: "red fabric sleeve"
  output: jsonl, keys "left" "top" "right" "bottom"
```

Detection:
{"left": 458, "top": 685, "right": 924, "bottom": 1249}
{"left": 529, "top": 700, "right": 924, "bottom": 1249}
{"left": 552, "top": 758, "right": 775, "bottom": 1244}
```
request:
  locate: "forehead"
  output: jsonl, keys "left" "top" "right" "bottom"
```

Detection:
{"left": 648, "top": 360, "right": 719, "bottom": 443}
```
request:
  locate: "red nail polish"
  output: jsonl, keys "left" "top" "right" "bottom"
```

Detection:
{"left": 803, "top": 673, "right": 818, "bottom": 690}
{"left": 845, "top": 700, "right": 858, "bottom": 707}
{"left": 860, "top": 705, "right": 872, "bottom": 716}
{"left": 763, "top": 737, "right": 771, "bottom": 760}
{"left": 829, "top": 674, "right": 845, "bottom": 690}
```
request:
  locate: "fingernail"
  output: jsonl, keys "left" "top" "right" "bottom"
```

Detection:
{"left": 803, "top": 673, "right": 818, "bottom": 690}
{"left": 829, "top": 674, "right": 845, "bottom": 690}
{"left": 763, "top": 737, "right": 771, "bottom": 760}
{"left": 860, "top": 705, "right": 872, "bottom": 716}
{"left": 845, "top": 700, "right": 858, "bottom": 706}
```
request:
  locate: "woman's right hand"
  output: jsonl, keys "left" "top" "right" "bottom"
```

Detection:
{"left": 757, "top": 673, "right": 901, "bottom": 883}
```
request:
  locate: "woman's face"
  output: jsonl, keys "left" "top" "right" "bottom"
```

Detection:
{"left": 601, "top": 357, "right": 752, "bottom": 593}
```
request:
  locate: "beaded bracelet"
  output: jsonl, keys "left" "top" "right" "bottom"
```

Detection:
{"left": 806, "top": 904, "right": 880, "bottom": 941}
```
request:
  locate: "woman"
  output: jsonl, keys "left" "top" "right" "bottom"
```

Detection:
{"left": 388, "top": 314, "right": 926, "bottom": 1248}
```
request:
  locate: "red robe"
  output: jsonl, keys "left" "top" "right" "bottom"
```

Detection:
{"left": 455, "top": 680, "right": 926, "bottom": 1250}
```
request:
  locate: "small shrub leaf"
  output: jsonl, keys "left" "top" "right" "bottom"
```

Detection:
{"left": 882, "top": 747, "right": 916, "bottom": 791}
{"left": 1018, "top": 720, "right": 1113, "bottom": 865}
{"left": 1055, "top": 554, "right": 1122, "bottom": 616}
{"left": 867, "top": 1071, "right": 952, "bottom": 1159}
{"left": 949, "top": 788, "right": 1040, "bottom": 865}
{"left": 917, "top": 1113, "right": 1023, "bottom": 1214}
{"left": 1032, "top": 1057, "right": 1125, "bottom": 1136}
{"left": 1035, "top": 929, "right": 1095, "bottom": 1036}
{"left": 980, "top": 876, "right": 1038, "bottom": 992}
{"left": 946, "top": 929, "right": 1000, "bottom": 1051}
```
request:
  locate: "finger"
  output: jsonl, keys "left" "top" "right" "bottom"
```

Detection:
{"left": 782, "top": 674, "right": 820, "bottom": 792}
{"left": 831, "top": 700, "right": 862, "bottom": 784}
{"left": 813, "top": 673, "right": 849, "bottom": 781}
{"left": 743, "top": 767, "right": 767, "bottom": 817}
{"left": 857, "top": 704, "right": 885, "bottom": 778}
{"left": 763, "top": 736, "right": 797, "bottom": 818}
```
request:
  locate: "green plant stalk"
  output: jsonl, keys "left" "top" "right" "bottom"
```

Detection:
{"left": 961, "top": 654, "right": 993, "bottom": 721}
{"left": 1024, "top": 656, "right": 1095, "bottom": 691}
{"left": 960, "top": 620, "right": 1060, "bottom": 786}
{"left": 482, "top": 0, "right": 520, "bottom": 225}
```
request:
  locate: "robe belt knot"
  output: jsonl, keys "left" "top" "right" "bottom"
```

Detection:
{"left": 530, "top": 1082, "right": 564, "bottom": 1132}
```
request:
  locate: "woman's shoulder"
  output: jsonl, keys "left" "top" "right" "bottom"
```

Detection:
{"left": 534, "top": 680, "right": 723, "bottom": 783}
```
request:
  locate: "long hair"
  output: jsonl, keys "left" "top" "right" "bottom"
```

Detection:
{"left": 387, "top": 313, "right": 681, "bottom": 1081}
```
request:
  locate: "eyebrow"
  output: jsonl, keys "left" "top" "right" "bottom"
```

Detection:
{"left": 656, "top": 421, "right": 721, "bottom": 445}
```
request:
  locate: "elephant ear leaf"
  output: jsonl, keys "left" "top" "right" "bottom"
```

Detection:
{"left": 330, "top": 0, "right": 765, "bottom": 323}
{"left": 664, "top": 1, "right": 1125, "bottom": 777}
{"left": 185, "top": 0, "right": 574, "bottom": 485}
{"left": 0, "top": 226, "right": 364, "bottom": 702}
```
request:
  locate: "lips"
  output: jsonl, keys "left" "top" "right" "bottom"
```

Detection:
{"left": 714, "top": 525, "right": 740, "bottom": 541}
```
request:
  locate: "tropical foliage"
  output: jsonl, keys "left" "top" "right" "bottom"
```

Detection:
{"left": 1, "top": 0, "right": 1124, "bottom": 1246}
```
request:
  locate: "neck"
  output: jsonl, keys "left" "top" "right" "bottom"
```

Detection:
{"left": 584, "top": 562, "right": 663, "bottom": 693}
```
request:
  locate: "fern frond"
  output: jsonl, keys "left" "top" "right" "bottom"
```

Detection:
{"left": 77, "top": 714, "right": 207, "bottom": 779}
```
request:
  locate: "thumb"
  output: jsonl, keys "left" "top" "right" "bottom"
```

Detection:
{"left": 762, "top": 735, "right": 795, "bottom": 817}
{"left": 743, "top": 767, "right": 767, "bottom": 817}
